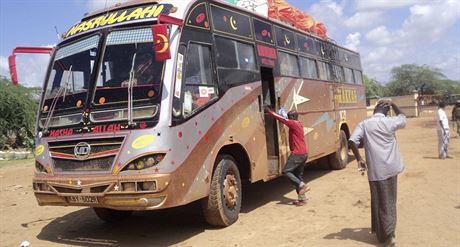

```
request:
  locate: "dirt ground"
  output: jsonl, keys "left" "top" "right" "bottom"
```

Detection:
{"left": 1, "top": 111, "right": 459, "bottom": 247}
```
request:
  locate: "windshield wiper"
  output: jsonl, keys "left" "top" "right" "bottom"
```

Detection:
{"left": 43, "top": 65, "right": 73, "bottom": 133}
{"left": 127, "top": 53, "right": 136, "bottom": 127}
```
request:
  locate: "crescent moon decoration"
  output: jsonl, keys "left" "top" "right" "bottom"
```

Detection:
{"left": 230, "top": 16, "right": 238, "bottom": 30}
{"left": 156, "top": 34, "right": 169, "bottom": 53}
{"left": 284, "top": 34, "right": 290, "bottom": 45}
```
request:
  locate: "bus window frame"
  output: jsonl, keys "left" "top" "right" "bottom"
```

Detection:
{"left": 213, "top": 34, "right": 259, "bottom": 87}
{"left": 299, "top": 55, "right": 319, "bottom": 80}
{"left": 175, "top": 40, "right": 220, "bottom": 121}
{"left": 277, "top": 49, "right": 301, "bottom": 78}
{"left": 40, "top": 32, "right": 103, "bottom": 121}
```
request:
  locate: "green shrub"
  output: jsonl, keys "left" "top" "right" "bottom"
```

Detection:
{"left": 0, "top": 77, "right": 39, "bottom": 150}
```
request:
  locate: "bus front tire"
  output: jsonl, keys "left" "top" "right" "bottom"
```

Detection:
{"left": 93, "top": 208, "right": 132, "bottom": 222}
{"left": 202, "top": 155, "right": 242, "bottom": 227}
{"left": 328, "top": 130, "right": 349, "bottom": 170}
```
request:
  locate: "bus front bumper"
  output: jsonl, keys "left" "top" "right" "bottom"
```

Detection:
{"left": 32, "top": 174, "right": 171, "bottom": 210}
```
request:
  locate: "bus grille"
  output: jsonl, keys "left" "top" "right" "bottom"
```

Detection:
{"left": 53, "top": 156, "right": 114, "bottom": 172}
{"left": 48, "top": 137, "right": 124, "bottom": 172}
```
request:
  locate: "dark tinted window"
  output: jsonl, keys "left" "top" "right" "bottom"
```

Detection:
{"left": 186, "top": 3, "right": 210, "bottom": 30}
{"left": 216, "top": 37, "right": 256, "bottom": 71}
{"left": 275, "top": 26, "right": 296, "bottom": 51}
{"left": 211, "top": 4, "right": 252, "bottom": 40}
{"left": 253, "top": 18, "right": 274, "bottom": 44}
{"left": 182, "top": 43, "right": 217, "bottom": 116}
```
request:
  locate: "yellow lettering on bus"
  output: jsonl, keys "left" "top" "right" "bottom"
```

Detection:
{"left": 75, "top": 22, "right": 87, "bottom": 35}
{"left": 65, "top": 25, "right": 79, "bottom": 38}
{"left": 82, "top": 20, "right": 94, "bottom": 31}
{"left": 126, "top": 7, "right": 143, "bottom": 21}
{"left": 146, "top": 5, "right": 164, "bottom": 18}
{"left": 101, "top": 12, "right": 118, "bottom": 26}
{"left": 113, "top": 10, "right": 128, "bottom": 24}
{"left": 140, "top": 6, "right": 154, "bottom": 18}
{"left": 90, "top": 16, "right": 104, "bottom": 29}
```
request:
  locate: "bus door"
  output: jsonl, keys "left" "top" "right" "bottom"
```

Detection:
{"left": 260, "top": 67, "right": 280, "bottom": 176}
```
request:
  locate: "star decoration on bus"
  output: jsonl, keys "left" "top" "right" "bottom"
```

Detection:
{"left": 290, "top": 81, "right": 310, "bottom": 111}
{"left": 303, "top": 127, "right": 314, "bottom": 136}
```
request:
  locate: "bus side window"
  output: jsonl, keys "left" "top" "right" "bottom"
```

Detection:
{"left": 344, "top": 67, "right": 355, "bottom": 84}
{"left": 353, "top": 70, "right": 363, "bottom": 84}
{"left": 278, "top": 51, "right": 300, "bottom": 78}
{"left": 182, "top": 43, "right": 217, "bottom": 117}
{"left": 318, "top": 61, "right": 330, "bottom": 81}
{"left": 299, "top": 57, "right": 318, "bottom": 79}
{"left": 333, "top": 65, "right": 344, "bottom": 83}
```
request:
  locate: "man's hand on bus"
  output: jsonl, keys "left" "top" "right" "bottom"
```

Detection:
{"left": 264, "top": 106, "right": 272, "bottom": 113}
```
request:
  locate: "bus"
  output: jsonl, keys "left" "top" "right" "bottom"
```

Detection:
{"left": 9, "top": 0, "right": 366, "bottom": 226}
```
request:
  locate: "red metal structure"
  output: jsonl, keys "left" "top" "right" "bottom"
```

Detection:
{"left": 8, "top": 46, "right": 53, "bottom": 85}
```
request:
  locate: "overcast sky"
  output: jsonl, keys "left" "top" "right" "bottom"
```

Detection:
{"left": 0, "top": 0, "right": 459, "bottom": 87}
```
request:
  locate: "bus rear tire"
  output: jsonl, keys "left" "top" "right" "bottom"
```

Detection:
{"left": 93, "top": 208, "right": 132, "bottom": 222}
{"left": 328, "top": 130, "right": 349, "bottom": 170}
{"left": 202, "top": 155, "right": 242, "bottom": 227}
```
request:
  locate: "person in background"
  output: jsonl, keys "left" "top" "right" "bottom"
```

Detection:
{"left": 265, "top": 107, "right": 310, "bottom": 206}
{"left": 349, "top": 99, "right": 406, "bottom": 247}
{"left": 437, "top": 101, "right": 450, "bottom": 159}
{"left": 452, "top": 100, "right": 460, "bottom": 137}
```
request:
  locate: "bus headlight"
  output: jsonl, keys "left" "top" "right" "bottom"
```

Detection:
{"left": 122, "top": 153, "right": 165, "bottom": 171}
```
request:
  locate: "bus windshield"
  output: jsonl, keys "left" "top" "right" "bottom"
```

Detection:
{"left": 45, "top": 35, "right": 100, "bottom": 100}
{"left": 40, "top": 28, "right": 165, "bottom": 128}
{"left": 91, "top": 27, "right": 163, "bottom": 122}
{"left": 40, "top": 35, "right": 100, "bottom": 128}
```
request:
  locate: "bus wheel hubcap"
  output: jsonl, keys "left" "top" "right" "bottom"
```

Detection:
{"left": 223, "top": 174, "right": 238, "bottom": 208}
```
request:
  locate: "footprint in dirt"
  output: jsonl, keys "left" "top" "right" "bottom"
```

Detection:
{"left": 352, "top": 199, "right": 370, "bottom": 209}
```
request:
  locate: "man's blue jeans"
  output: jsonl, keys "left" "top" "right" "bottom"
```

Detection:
{"left": 283, "top": 154, "right": 308, "bottom": 189}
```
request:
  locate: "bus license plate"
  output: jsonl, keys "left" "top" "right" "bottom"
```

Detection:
{"left": 67, "top": 195, "right": 98, "bottom": 204}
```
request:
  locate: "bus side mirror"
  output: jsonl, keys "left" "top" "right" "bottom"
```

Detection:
{"left": 8, "top": 54, "right": 18, "bottom": 85}
{"left": 152, "top": 24, "right": 171, "bottom": 61}
{"left": 8, "top": 46, "right": 53, "bottom": 86}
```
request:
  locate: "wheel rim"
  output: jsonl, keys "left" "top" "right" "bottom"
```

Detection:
{"left": 223, "top": 172, "right": 238, "bottom": 209}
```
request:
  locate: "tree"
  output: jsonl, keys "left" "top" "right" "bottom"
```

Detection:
{"left": 435, "top": 79, "right": 460, "bottom": 96}
{"left": 363, "top": 74, "right": 385, "bottom": 97}
{"left": 386, "top": 64, "right": 446, "bottom": 96}
{"left": 0, "top": 76, "right": 38, "bottom": 150}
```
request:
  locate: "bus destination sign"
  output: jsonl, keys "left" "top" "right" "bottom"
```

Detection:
{"left": 65, "top": 4, "right": 174, "bottom": 39}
